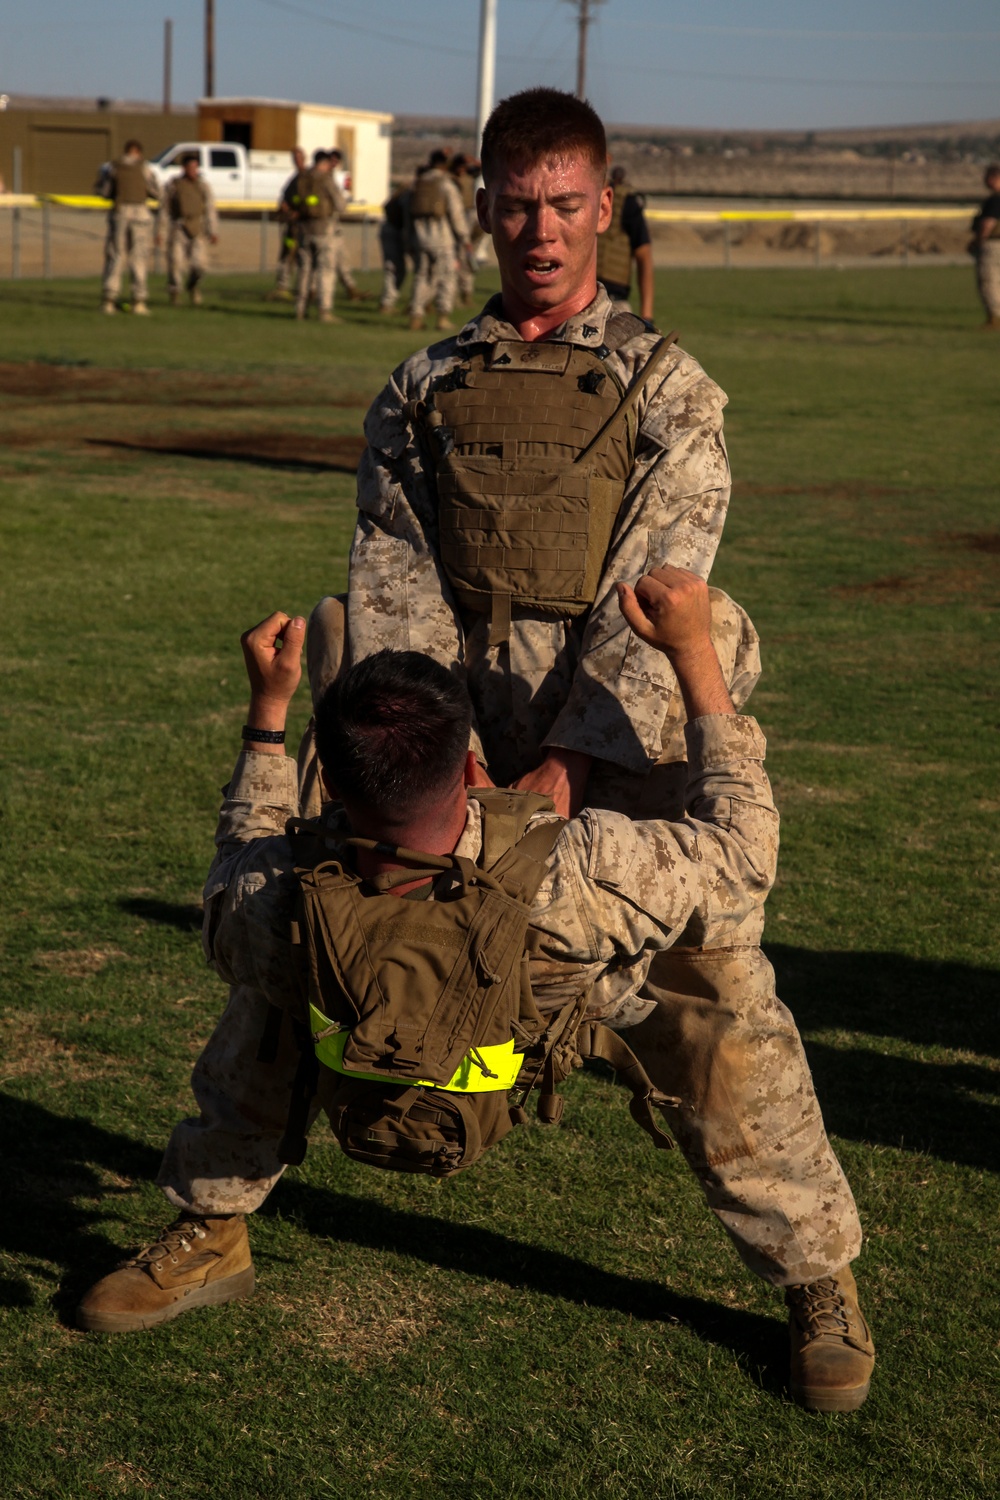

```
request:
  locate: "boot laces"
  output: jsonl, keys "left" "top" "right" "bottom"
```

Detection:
{"left": 788, "top": 1277, "right": 852, "bottom": 1341}
{"left": 125, "top": 1217, "right": 209, "bottom": 1270}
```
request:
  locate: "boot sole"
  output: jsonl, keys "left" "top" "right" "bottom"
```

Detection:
{"left": 791, "top": 1376, "right": 871, "bottom": 1413}
{"left": 77, "top": 1266, "right": 255, "bottom": 1333}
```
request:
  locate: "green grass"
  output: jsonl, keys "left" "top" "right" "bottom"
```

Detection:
{"left": 1, "top": 266, "right": 998, "bottom": 1499}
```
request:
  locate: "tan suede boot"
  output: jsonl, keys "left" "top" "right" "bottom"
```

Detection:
{"left": 77, "top": 1215, "right": 254, "bottom": 1333}
{"left": 786, "top": 1264, "right": 875, "bottom": 1412}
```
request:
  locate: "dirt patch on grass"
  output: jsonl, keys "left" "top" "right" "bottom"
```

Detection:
{"left": 273, "top": 1276, "right": 448, "bottom": 1369}
{"left": 1, "top": 1010, "right": 115, "bottom": 1082}
{"left": 87, "top": 430, "right": 366, "bottom": 473}
{"left": 0, "top": 360, "right": 371, "bottom": 409}
{"left": 832, "top": 566, "right": 989, "bottom": 603}
{"left": 33, "top": 946, "right": 127, "bottom": 978}
{"left": 736, "top": 481, "right": 903, "bottom": 500}
{"left": 942, "top": 531, "right": 1000, "bottom": 556}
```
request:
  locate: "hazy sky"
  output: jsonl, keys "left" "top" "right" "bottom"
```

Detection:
{"left": 6, "top": 0, "right": 999, "bottom": 131}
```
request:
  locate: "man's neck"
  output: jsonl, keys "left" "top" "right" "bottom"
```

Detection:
{"left": 346, "top": 787, "right": 470, "bottom": 893}
{"left": 500, "top": 279, "right": 599, "bottom": 342}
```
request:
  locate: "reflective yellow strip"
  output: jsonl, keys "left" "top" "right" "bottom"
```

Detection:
{"left": 309, "top": 1004, "right": 522, "bottom": 1093}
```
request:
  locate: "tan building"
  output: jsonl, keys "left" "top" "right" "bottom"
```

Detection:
{"left": 0, "top": 98, "right": 195, "bottom": 195}
{"left": 198, "top": 98, "right": 393, "bottom": 208}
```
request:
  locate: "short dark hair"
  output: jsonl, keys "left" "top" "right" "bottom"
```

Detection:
{"left": 428, "top": 148, "right": 448, "bottom": 168}
{"left": 314, "top": 651, "right": 472, "bottom": 821}
{"left": 986, "top": 163, "right": 1000, "bottom": 182}
{"left": 312, "top": 149, "right": 330, "bottom": 165}
{"left": 123, "top": 139, "right": 143, "bottom": 155}
{"left": 481, "top": 87, "right": 606, "bottom": 184}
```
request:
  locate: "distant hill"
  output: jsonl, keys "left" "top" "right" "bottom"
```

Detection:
{"left": 391, "top": 115, "right": 1000, "bottom": 202}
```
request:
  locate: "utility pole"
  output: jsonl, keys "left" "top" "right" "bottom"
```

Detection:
{"left": 205, "top": 0, "right": 215, "bottom": 98}
{"left": 476, "top": 0, "right": 498, "bottom": 155}
{"left": 563, "top": 0, "right": 605, "bottom": 100}
{"left": 163, "top": 18, "right": 173, "bottom": 113}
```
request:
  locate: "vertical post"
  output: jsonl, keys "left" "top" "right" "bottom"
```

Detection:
{"left": 723, "top": 219, "right": 731, "bottom": 270}
{"left": 205, "top": 0, "right": 215, "bottom": 98}
{"left": 12, "top": 145, "right": 22, "bottom": 280}
{"left": 565, "top": 0, "right": 605, "bottom": 100}
{"left": 164, "top": 19, "right": 173, "bottom": 113}
{"left": 361, "top": 214, "right": 369, "bottom": 273}
{"left": 814, "top": 220, "right": 822, "bottom": 268}
{"left": 259, "top": 208, "right": 268, "bottom": 273}
{"left": 476, "top": 0, "right": 497, "bottom": 155}
{"left": 900, "top": 220, "right": 908, "bottom": 266}
{"left": 42, "top": 200, "right": 51, "bottom": 277}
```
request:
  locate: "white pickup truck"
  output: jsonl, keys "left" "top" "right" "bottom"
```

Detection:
{"left": 149, "top": 142, "right": 293, "bottom": 203}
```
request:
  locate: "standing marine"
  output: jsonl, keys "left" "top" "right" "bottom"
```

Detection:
{"left": 161, "top": 154, "right": 218, "bottom": 308}
{"left": 596, "top": 163, "right": 654, "bottom": 321}
{"left": 970, "top": 162, "right": 1000, "bottom": 329}
{"left": 408, "top": 149, "right": 471, "bottom": 332}
{"left": 95, "top": 139, "right": 160, "bottom": 316}
{"left": 341, "top": 86, "right": 875, "bottom": 1412}
{"left": 294, "top": 150, "right": 347, "bottom": 324}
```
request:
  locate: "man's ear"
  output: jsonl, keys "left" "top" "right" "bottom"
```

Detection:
{"left": 475, "top": 185, "right": 490, "bottom": 235}
{"left": 463, "top": 750, "right": 479, "bottom": 787}
{"left": 596, "top": 182, "right": 614, "bottom": 235}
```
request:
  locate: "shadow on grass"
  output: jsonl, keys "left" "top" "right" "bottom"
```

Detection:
{"left": 88, "top": 437, "right": 362, "bottom": 474}
{"left": 1, "top": 1094, "right": 160, "bottom": 1315}
{"left": 118, "top": 896, "right": 203, "bottom": 932}
{"left": 0, "top": 1092, "right": 784, "bottom": 1390}
{"left": 768, "top": 943, "right": 1000, "bottom": 1171}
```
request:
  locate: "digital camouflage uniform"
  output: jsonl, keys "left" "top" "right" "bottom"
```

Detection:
{"left": 160, "top": 686, "right": 858, "bottom": 1284}
{"left": 96, "top": 156, "right": 160, "bottom": 308}
{"left": 341, "top": 285, "right": 863, "bottom": 1284}
{"left": 295, "top": 169, "right": 347, "bottom": 319}
{"left": 163, "top": 174, "right": 218, "bottom": 299}
{"left": 409, "top": 169, "right": 469, "bottom": 322}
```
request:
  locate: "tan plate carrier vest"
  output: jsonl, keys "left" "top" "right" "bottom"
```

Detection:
{"left": 171, "top": 177, "right": 208, "bottom": 236}
{"left": 413, "top": 317, "right": 677, "bottom": 645}
{"left": 113, "top": 158, "right": 149, "bottom": 206}
{"left": 410, "top": 169, "right": 449, "bottom": 219}
{"left": 596, "top": 182, "right": 635, "bottom": 289}
{"left": 265, "top": 788, "right": 679, "bottom": 1178}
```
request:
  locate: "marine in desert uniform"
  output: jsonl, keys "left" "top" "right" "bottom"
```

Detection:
{"left": 408, "top": 149, "right": 471, "bottom": 332}
{"left": 96, "top": 139, "right": 160, "bottom": 316}
{"left": 161, "top": 154, "right": 218, "bottom": 308}
{"left": 596, "top": 164, "right": 655, "bottom": 322}
{"left": 339, "top": 86, "right": 875, "bottom": 1412}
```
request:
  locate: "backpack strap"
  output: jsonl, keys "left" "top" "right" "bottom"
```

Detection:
{"left": 576, "top": 1020, "right": 681, "bottom": 1151}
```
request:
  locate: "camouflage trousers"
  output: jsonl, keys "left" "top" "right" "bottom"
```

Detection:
{"left": 410, "top": 240, "right": 456, "bottom": 319}
{"left": 297, "top": 223, "right": 336, "bottom": 316}
{"left": 976, "top": 240, "right": 1000, "bottom": 320}
{"left": 274, "top": 223, "right": 303, "bottom": 293}
{"left": 102, "top": 206, "right": 154, "bottom": 305}
{"left": 379, "top": 223, "right": 407, "bottom": 311}
{"left": 159, "top": 595, "right": 861, "bottom": 1287}
{"left": 334, "top": 231, "right": 358, "bottom": 297}
{"left": 167, "top": 225, "right": 209, "bottom": 295}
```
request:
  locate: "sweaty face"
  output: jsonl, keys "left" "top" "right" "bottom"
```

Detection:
{"left": 479, "top": 152, "right": 612, "bottom": 315}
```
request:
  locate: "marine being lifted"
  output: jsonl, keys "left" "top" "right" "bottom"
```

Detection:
{"left": 78, "top": 88, "right": 874, "bottom": 1415}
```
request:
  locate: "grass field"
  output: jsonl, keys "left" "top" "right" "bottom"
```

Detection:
{"left": 1, "top": 266, "right": 998, "bottom": 1500}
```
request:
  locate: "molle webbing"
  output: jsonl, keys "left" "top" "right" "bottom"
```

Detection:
{"left": 113, "top": 159, "right": 149, "bottom": 206}
{"left": 171, "top": 177, "right": 207, "bottom": 234}
{"left": 427, "top": 331, "right": 677, "bottom": 640}
{"left": 411, "top": 171, "right": 448, "bottom": 218}
{"left": 596, "top": 183, "right": 635, "bottom": 289}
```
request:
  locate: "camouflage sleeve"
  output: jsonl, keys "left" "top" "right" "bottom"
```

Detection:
{"left": 543, "top": 349, "right": 731, "bottom": 771}
{"left": 444, "top": 177, "right": 470, "bottom": 243}
{"left": 533, "top": 714, "right": 777, "bottom": 1007}
{"left": 202, "top": 181, "right": 219, "bottom": 237}
{"left": 143, "top": 164, "right": 161, "bottom": 204}
{"left": 200, "top": 751, "right": 302, "bottom": 997}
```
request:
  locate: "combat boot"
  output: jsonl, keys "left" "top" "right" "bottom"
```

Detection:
{"left": 133, "top": 303, "right": 150, "bottom": 316}
{"left": 101, "top": 301, "right": 117, "bottom": 315}
{"left": 436, "top": 316, "right": 455, "bottom": 332}
{"left": 190, "top": 287, "right": 203, "bottom": 307}
{"left": 319, "top": 311, "right": 341, "bottom": 325}
{"left": 785, "top": 1264, "right": 874, "bottom": 1412}
{"left": 77, "top": 1215, "right": 254, "bottom": 1333}
{"left": 409, "top": 316, "right": 424, "bottom": 331}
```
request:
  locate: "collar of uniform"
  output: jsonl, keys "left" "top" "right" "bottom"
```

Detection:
{"left": 316, "top": 799, "right": 483, "bottom": 862}
{"left": 455, "top": 286, "right": 615, "bottom": 351}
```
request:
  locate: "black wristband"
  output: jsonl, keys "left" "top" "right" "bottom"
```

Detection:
{"left": 242, "top": 725, "right": 286, "bottom": 744}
